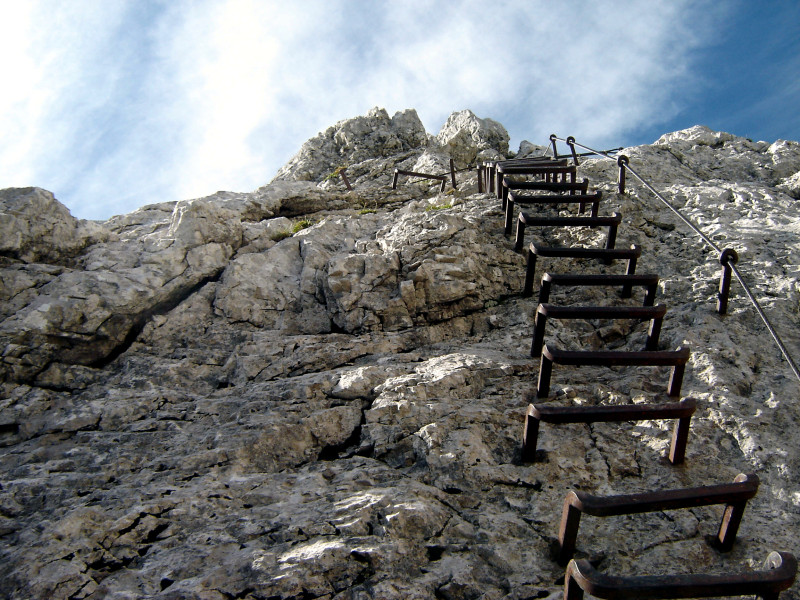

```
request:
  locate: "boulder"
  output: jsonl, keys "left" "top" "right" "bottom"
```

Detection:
{"left": 272, "top": 107, "right": 428, "bottom": 183}
{"left": 0, "top": 187, "right": 111, "bottom": 264}
{"left": 434, "top": 109, "right": 510, "bottom": 168}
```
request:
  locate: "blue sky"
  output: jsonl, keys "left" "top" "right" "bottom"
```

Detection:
{"left": 1, "top": 0, "right": 798, "bottom": 221}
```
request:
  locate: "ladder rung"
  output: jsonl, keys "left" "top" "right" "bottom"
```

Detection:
{"left": 522, "top": 398, "right": 696, "bottom": 465}
{"left": 523, "top": 244, "right": 641, "bottom": 296}
{"left": 543, "top": 345, "right": 690, "bottom": 366}
{"left": 531, "top": 303, "right": 667, "bottom": 357}
{"left": 505, "top": 191, "right": 603, "bottom": 234}
{"left": 564, "top": 551, "right": 796, "bottom": 600}
{"left": 515, "top": 211, "right": 620, "bottom": 252}
{"left": 535, "top": 272, "right": 659, "bottom": 304}
{"left": 537, "top": 344, "right": 690, "bottom": 399}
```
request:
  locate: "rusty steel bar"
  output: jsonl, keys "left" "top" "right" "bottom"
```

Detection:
{"left": 522, "top": 397, "right": 696, "bottom": 465}
{"left": 495, "top": 157, "right": 569, "bottom": 186}
{"left": 566, "top": 136, "right": 580, "bottom": 166}
{"left": 563, "top": 551, "right": 797, "bottom": 600}
{"left": 549, "top": 136, "right": 622, "bottom": 162}
{"left": 515, "top": 211, "right": 620, "bottom": 254}
{"left": 617, "top": 155, "right": 629, "bottom": 194}
{"left": 485, "top": 157, "right": 567, "bottom": 195}
{"left": 535, "top": 272, "right": 660, "bottom": 304}
{"left": 339, "top": 168, "right": 352, "bottom": 191}
{"left": 506, "top": 190, "right": 602, "bottom": 234}
{"left": 531, "top": 303, "right": 667, "bottom": 358}
{"left": 392, "top": 169, "right": 448, "bottom": 192}
{"left": 550, "top": 133, "right": 559, "bottom": 158}
{"left": 498, "top": 164, "right": 578, "bottom": 202}
{"left": 449, "top": 158, "right": 457, "bottom": 190}
{"left": 497, "top": 162, "right": 574, "bottom": 205}
{"left": 501, "top": 175, "right": 587, "bottom": 206}
{"left": 718, "top": 248, "right": 739, "bottom": 315}
{"left": 552, "top": 149, "right": 625, "bottom": 160}
{"left": 503, "top": 178, "right": 588, "bottom": 218}
{"left": 499, "top": 165, "right": 577, "bottom": 202}
{"left": 556, "top": 473, "right": 759, "bottom": 565}
{"left": 537, "top": 344, "right": 690, "bottom": 399}
{"left": 524, "top": 243, "right": 641, "bottom": 297}
{"left": 501, "top": 171, "right": 582, "bottom": 212}
{"left": 478, "top": 162, "right": 486, "bottom": 193}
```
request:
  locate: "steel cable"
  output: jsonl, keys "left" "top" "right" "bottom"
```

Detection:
{"left": 550, "top": 135, "right": 800, "bottom": 384}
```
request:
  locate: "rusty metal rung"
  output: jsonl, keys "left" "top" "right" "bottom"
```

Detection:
{"left": 339, "top": 168, "right": 352, "bottom": 191}
{"left": 506, "top": 189, "right": 603, "bottom": 232}
{"left": 499, "top": 164, "right": 577, "bottom": 175}
{"left": 531, "top": 302, "right": 667, "bottom": 358}
{"left": 498, "top": 165, "right": 578, "bottom": 202}
{"left": 502, "top": 176, "right": 588, "bottom": 209}
{"left": 514, "top": 210, "right": 620, "bottom": 253}
{"left": 555, "top": 473, "right": 759, "bottom": 565}
{"left": 537, "top": 344, "right": 690, "bottom": 399}
{"left": 392, "top": 169, "right": 447, "bottom": 192}
{"left": 484, "top": 157, "right": 569, "bottom": 194}
{"left": 524, "top": 243, "right": 642, "bottom": 297}
{"left": 522, "top": 397, "right": 696, "bottom": 465}
{"left": 563, "top": 551, "right": 797, "bottom": 600}
{"left": 535, "top": 272, "right": 660, "bottom": 304}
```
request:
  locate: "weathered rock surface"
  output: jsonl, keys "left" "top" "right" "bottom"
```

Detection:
{"left": 0, "top": 187, "right": 111, "bottom": 264}
{"left": 435, "top": 109, "right": 510, "bottom": 168}
{"left": 273, "top": 107, "right": 429, "bottom": 184}
{"left": 1, "top": 110, "right": 799, "bottom": 600}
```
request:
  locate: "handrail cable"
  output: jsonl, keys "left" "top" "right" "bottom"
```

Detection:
{"left": 547, "top": 134, "right": 800, "bottom": 384}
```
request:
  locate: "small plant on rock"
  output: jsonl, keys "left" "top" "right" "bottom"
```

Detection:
{"left": 425, "top": 202, "right": 453, "bottom": 212}
{"left": 325, "top": 166, "right": 347, "bottom": 181}
{"left": 269, "top": 229, "right": 293, "bottom": 242}
{"left": 268, "top": 219, "right": 314, "bottom": 241}
{"left": 292, "top": 219, "right": 313, "bottom": 233}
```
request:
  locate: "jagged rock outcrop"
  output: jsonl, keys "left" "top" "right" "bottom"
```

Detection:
{"left": 272, "top": 107, "right": 429, "bottom": 183}
{"left": 1, "top": 110, "right": 799, "bottom": 600}
{"left": 435, "top": 109, "right": 510, "bottom": 168}
{"left": 0, "top": 187, "right": 111, "bottom": 264}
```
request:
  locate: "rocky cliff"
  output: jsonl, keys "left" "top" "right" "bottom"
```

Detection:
{"left": 1, "top": 108, "right": 799, "bottom": 600}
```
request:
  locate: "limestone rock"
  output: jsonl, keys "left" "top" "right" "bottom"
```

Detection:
{"left": 777, "top": 170, "right": 800, "bottom": 199}
{"left": 1, "top": 110, "right": 800, "bottom": 600}
{"left": 0, "top": 187, "right": 111, "bottom": 264}
{"left": 435, "top": 109, "right": 510, "bottom": 168}
{"left": 0, "top": 196, "right": 242, "bottom": 383}
{"left": 516, "top": 140, "right": 549, "bottom": 159}
{"left": 273, "top": 107, "right": 428, "bottom": 183}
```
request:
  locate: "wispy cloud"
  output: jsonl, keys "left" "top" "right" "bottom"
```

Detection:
{"left": 0, "top": 0, "right": 762, "bottom": 220}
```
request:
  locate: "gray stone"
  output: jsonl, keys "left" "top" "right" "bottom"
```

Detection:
{"left": 435, "top": 109, "right": 510, "bottom": 168}
{"left": 0, "top": 187, "right": 111, "bottom": 264}
{"left": 273, "top": 107, "right": 429, "bottom": 183}
{"left": 1, "top": 111, "right": 799, "bottom": 599}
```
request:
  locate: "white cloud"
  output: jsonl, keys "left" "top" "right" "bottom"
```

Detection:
{"left": 0, "top": 0, "right": 732, "bottom": 220}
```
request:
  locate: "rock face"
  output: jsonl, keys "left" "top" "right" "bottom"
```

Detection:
{"left": 0, "top": 187, "right": 111, "bottom": 264}
{"left": 435, "top": 109, "right": 510, "bottom": 168}
{"left": 1, "top": 111, "right": 800, "bottom": 600}
{"left": 272, "top": 107, "right": 429, "bottom": 183}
